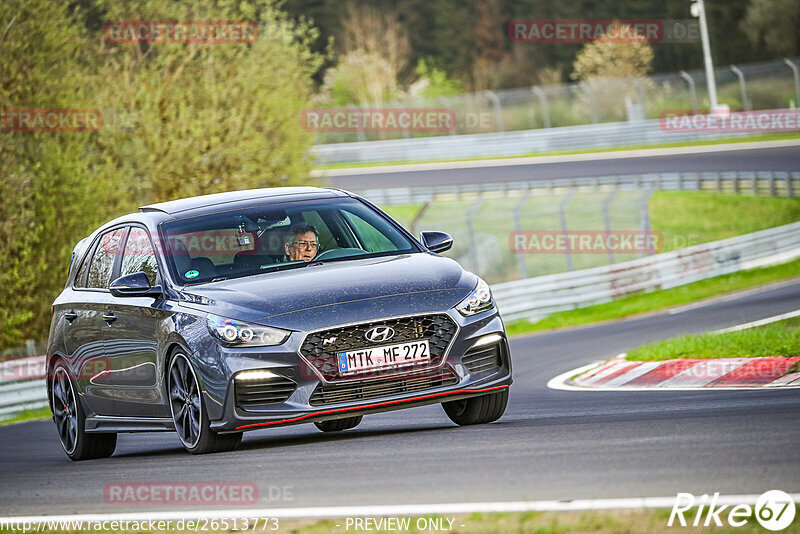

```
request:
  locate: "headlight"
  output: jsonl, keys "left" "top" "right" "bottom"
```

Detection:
{"left": 206, "top": 314, "right": 290, "bottom": 347}
{"left": 456, "top": 278, "right": 495, "bottom": 316}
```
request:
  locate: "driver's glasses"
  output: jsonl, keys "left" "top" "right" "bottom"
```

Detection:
{"left": 292, "top": 240, "right": 319, "bottom": 250}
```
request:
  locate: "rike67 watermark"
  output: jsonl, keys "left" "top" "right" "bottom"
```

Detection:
{"left": 669, "top": 491, "right": 796, "bottom": 531}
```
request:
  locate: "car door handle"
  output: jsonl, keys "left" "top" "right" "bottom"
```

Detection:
{"left": 102, "top": 313, "right": 118, "bottom": 324}
{"left": 64, "top": 311, "right": 78, "bottom": 323}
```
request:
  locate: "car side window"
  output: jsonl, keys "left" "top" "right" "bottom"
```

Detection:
{"left": 86, "top": 228, "right": 127, "bottom": 289}
{"left": 74, "top": 248, "right": 93, "bottom": 288}
{"left": 120, "top": 227, "right": 159, "bottom": 286}
{"left": 343, "top": 211, "right": 396, "bottom": 253}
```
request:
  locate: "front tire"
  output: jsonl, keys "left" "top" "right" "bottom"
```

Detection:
{"left": 51, "top": 363, "right": 116, "bottom": 461}
{"left": 314, "top": 415, "right": 362, "bottom": 432}
{"left": 442, "top": 389, "right": 508, "bottom": 426}
{"left": 168, "top": 352, "right": 242, "bottom": 454}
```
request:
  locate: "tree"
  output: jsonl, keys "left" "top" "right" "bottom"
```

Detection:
{"left": 571, "top": 25, "right": 654, "bottom": 122}
{"left": 320, "top": 3, "right": 409, "bottom": 105}
{"left": 0, "top": 0, "right": 117, "bottom": 347}
{"left": 0, "top": 0, "right": 324, "bottom": 347}
{"left": 742, "top": 0, "right": 800, "bottom": 56}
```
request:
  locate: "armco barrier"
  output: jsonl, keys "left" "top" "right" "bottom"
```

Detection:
{"left": 358, "top": 170, "right": 800, "bottom": 205}
{"left": 0, "top": 356, "right": 47, "bottom": 417}
{"left": 492, "top": 221, "right": 800, "bottom": 321}
{"left": 1, "top": 222, "right": 799, "bottom": 416}
{"left": 311, "top": 118, "right": 759, "bottom": 164}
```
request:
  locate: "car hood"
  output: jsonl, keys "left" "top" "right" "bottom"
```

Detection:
{"left": 179, "top": 253, "right": 476, "bottom": 330}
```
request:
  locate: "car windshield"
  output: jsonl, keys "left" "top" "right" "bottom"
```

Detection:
{"left": 160, "top": 197, "right": 418, "bottom": 284}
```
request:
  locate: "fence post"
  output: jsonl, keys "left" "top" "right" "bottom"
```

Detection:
{"left": 409, "top": 202, "right": 429, "bottom": 235}
{"left": 513, "top": 190, "right": 531, "bottom": 278}
{"left": 602, "top": 188, "right": 619, "bottom": 265}
{"left": 483, "top": 90, "right": 504, "bottom": 132}
{"left": 438, "top": 97, "right": 455, "bottom": 136}
{"left": 559, "top": 190, "right": 576, "bottom": 271}
{"left": 730, "top": 65, "right": 751, "bottom": 111}
{"left": 582, "top": 83, "right": 599, "bottom": 124}
{"left": 349, "top": 104, "right": 366, "bottom": 142}
{"left": 679, "top": 70, "right": 698, "bottom": 112}
{"left": 25, "top": 339, "right": 36, "bottom": 357}
{"left": 784, "top": 59, "right": 800, "bottom": 108}
{"left": 640, "top": 189, "right": 657, "bottom": 257}
{"left": 465, "top": 198, "right": 484, "bottom": 274}
{"left": 532, "top": 86, "right": 551, "bottom": 128}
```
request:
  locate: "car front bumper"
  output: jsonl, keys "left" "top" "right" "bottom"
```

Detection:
{"left": 202, "top": 311, "right": 512, "bottom": 433}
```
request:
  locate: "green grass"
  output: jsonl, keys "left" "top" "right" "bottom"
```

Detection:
{"left": 383, "top": 190, "right": 800, "bottom": 283}
{"left": 505, "top": 258, "right": 800, "bottom": 337}
{"left": 627, "top": 317, "right": 800, "bottom": 362}
{"left": 313, "top": 132, "right": 800, "bottom": 170}
{"left": 0, "top": 406, "right": 50, "bottom": 426}
{"left": 652, "top": 192, "right": 800, "bottom": 252}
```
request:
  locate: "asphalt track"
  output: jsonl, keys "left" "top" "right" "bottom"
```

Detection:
{"left": 321, "top": 142, "right": 800, "bottom": 190}
{"left": 1, "top": 280, "right": 798, "bottom": 517}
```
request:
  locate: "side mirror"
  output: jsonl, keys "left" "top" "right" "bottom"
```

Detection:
{"left": 109, "top": 272, "right": 162, "bottom": 298}
{"left": 420, "top": 231, "right": 453, "bottom": 253}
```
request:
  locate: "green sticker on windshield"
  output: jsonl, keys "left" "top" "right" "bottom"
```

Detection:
{"left": 184, "top": 270, "right": 199, "bottom": 279}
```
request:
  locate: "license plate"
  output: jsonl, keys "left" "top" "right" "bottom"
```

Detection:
{"left": 337, "top": 340, "right": 430, "bottom": 374}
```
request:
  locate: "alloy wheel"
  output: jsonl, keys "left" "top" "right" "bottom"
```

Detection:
{"left": 52, "top": 366, "right": 78, "bottom": 455}
{"left": 169, "top": 354, "right": 202, "bottom": 449}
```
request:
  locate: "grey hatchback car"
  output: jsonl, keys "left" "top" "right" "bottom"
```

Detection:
{"left": 47, "top": 187, "right": 512, "bottom": 460}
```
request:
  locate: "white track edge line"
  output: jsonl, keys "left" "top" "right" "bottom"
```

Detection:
{"left": 6, "top": 494, "right": 800, "bottom": 523}
{"left": 713, "top": 309, "right": 800, "bottom": 333}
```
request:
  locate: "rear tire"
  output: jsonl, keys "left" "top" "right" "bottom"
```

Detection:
{"left": 168, "top": 352, "right": 242, "bottom": 454}
{"left": 314, "top": 415, "right": 363, "bottom": 432}
{"left": 51, "top": 363, "right": 117, "bottom": 461}
{"left": 442, "top": 389, "right": 508, "bottom": 426}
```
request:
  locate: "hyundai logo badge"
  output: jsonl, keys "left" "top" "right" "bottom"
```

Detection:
{"left": 365, "top": 326, "right": 395, "bottom": 343}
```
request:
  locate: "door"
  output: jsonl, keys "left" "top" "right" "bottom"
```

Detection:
{"left": 63, "top": 227, "right": 127, "bottom": 416}
{"left": 102, "top": 226, "right": 170, "bottom": 417}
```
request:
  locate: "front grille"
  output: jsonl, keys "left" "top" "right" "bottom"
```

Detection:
{"left": 235, "top": 376, "right": 297, "bottom": 407}
{"left": 462, "top": 343, "right": 503, "bottom": 374}
{"left": 309, "top": 366, "right": 459, "bottom": 406}
{"left": 300, "top": 314, "right": 458, "bottom": 381}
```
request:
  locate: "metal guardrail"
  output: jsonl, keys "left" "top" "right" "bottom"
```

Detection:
{"left": 492, "top": 221, "right": 800, "bottom": 322}
{"left": 359, "top": 171, "right": 800, "bottom": 205}
{"left": 2, "top": 221, "right": 799, "bottom": 416}
{"left": 311, "top": 117, "right": 763, "bottom": 164}
{"left": 0, "top": 356, "right": 46, "bottom": 418}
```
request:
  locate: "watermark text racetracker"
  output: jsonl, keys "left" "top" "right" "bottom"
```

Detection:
{"left": 0, "top": 109, "right": 102, "bottom": 133}
{"left": 103, "top": 20, "right": 258, "bottom": 45}
{"left": 509, "top": 19, "right": 699, "bottom": 43}
{"left": 661, "top": 109, "right": 800, "bottom": 133}
{"left": 510, "top": 230, "right": 663, "bottom": 255}
{"left": 301, "top": 108, "right": 455, "bottom": 133}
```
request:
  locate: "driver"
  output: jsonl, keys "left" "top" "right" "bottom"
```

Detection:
{"left": 285, "top": 223, "right": 320, "bottom": 262}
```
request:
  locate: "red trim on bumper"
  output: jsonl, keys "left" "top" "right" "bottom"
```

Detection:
{"left": 234, "top": 385, "right": 510, "bottom": 430}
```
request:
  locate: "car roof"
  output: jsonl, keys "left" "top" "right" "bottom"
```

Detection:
{"left": 139, "top": 187, "right": 350, "bottom": 216}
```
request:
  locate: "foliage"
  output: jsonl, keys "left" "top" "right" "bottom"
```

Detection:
{"left": 0, "top": 0, "right": 323, "bottom": 347}
{"left": 742, "top": 0, "right": 800, "bottom": 56}
{"left": 571, "top": 26, "right": 655, "bottom": 121}
{"left": 320, "top": 50, "right": 397, "bottom": 105}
